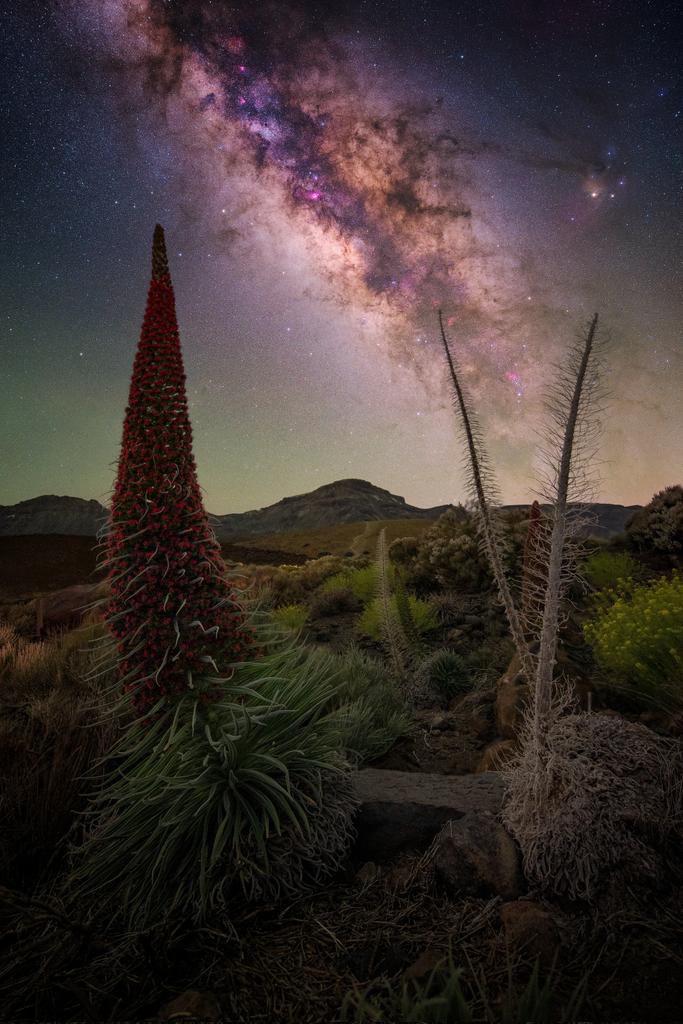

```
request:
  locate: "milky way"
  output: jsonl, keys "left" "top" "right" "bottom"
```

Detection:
{"left": 71, "top": 0, "right": 559, "bottom": 406}
{"left": 2, "top": 0, "right": 681, "bottom": 510}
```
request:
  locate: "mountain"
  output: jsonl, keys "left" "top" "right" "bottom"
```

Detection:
{"left": 504, "top": 503, "right": 642, "bottom": 540}
{"left": 208, "top": 479, "right": 452, "bottom": 540}
{"left": 0, "top": 495, "right": 109, "bottom": 537}
{"left": 0, "top": 482, "right": 641, "bottom": 540}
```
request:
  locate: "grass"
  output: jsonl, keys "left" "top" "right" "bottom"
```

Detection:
{"left": 0, "top": 619, "right": 118, "bottom": 888}
{"left": 330, "top": 644, "right": 410, "bottom": 762}
{"left": 342, "top": 952, "right": 587, "bottom": 1023}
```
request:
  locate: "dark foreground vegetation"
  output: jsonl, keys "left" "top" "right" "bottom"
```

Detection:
{"left": 1, "top": 231, "right": 681, "bottom": 1022}
{"left": 1, "top": 484, "right": 682, "bottom": 1022}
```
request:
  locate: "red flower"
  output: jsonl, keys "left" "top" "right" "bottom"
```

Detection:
{"left": 103, "top": 225, "right": 256, "bottom": 719}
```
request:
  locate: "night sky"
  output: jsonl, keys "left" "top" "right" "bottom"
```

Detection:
{"left": 2, "top": 0, "right": 681, "bottom": 514}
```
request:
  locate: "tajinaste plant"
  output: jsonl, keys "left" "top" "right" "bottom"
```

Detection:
{"left": 96, "top": 225, "right": 254, "bottom": 716}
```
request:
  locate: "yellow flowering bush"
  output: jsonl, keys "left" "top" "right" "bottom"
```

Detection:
{"left": 584, "top": 571, "right": 683, "bottom": 709}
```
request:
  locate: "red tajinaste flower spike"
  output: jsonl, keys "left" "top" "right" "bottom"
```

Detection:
{"left": 100, "top": 224, "right": 255, "bottom": 716}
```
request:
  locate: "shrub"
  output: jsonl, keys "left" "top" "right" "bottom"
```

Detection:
{"left": 323, "top": 564, "right": 380, "bottom": 605}
{"left": 64, "top": 634, "right": 356, "bottom": 930}
{"left": 228, "top": 557, "right": 348, "bottom": 608}
{"left": 309, "top": 587, "right": 362, "bottom": 618}
{"left": 581, "top": 549, "right": 641, "bottom": 590}
{"left": 0, "top": 620, "right": 118, "bottom": 887}
{"left": 428, "top": 591, "right": 466, "bottom": 625}
{"left": 418, "top": 648, "right": 471, "bottom": 699}
{"left": 583, "top": 571, "right": 683, "bottom": 709}
{"left": 410, "top": 509, "right": 526, "bottom": 594}
{"left": 503, "top": 711, "right": 682, "bottom": 900}
{"left": 388, "top": 535, "right": 420, "bottom": 565}
{"left": 330, "top": 645, "right": 410, "bottom": 762}
{"left": 271, "top": 603, "right": 309, "bottom": 632}
{"left": 358, "top": 595, "right": 439, "bottom": 642}
{"left": 625, "top": 484, "right": 683, "bottom": 561}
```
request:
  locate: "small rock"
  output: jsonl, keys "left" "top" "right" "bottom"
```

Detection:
{"left": 500, "top": 900, "right": 560, "bottom": 966}
{"left": 464, "top": 614, "right": 484, "bottom": 627}
{"left": 476, "top": 739, "right": 518, "bottom": 772}
{"left": 385, "top": 859, "right": 416, "bottom": 890}
{"left": 469, "top": 712, "right": 493, "bottom": 739}
{"left": 158, "top": 990, "right": 221, "bottom": 1022}
{"left": 355, "top": 861, "right": 381, "bottom": 885}
{"left": 431, "top": 811, "right": 524, "bottom": 900}
{"left": 638, "top": 709, "right": 682, "bottom": 735}
{"left": 36, "top": 580, "right": 109, "bottom": 635}
{"left": 404, "top": 948, "right": 445, "bottom": 980}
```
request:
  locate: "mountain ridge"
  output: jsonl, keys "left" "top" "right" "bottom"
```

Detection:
{"left": 0, "top": 480, "right": 641, "bottom": 540}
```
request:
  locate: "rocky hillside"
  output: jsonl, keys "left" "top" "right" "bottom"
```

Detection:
{"left": 0, "top": 495, "right": 109, "bottom": 537}
{"left": 208, "top": 479, "right": 451, "bottom": 540}
{"left": 505, "top": 502, "right": 642, "bottom": 540}
{"left": 0, "top": 482, "right": 640, "bottom": 540}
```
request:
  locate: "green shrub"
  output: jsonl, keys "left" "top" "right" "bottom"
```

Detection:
{"left": 581, "top": 549, "right": 641, "bottom": 590}
{"left": 323, "top": 565, "right": 380, "bottom": 605}
{"left": 64, "top": 635, "right": 356, "bottom": 931}
{"left": 410, "top": 509, "right": 527, "bottom": 594}
{"left": 583, "top": 571, "right": 683, "bottom": 709}
{"left": 625, "top": 484, "right": 683, "bottom": 561}
{"left": 388, "top": 535, "right": 420, "bottom": 565}
{"left": 309, "top": 587, "right": 362, "bottom": 618}
{"left": 271, "top": 603, "right": 309, "bottom": 632}
{"left": 358, "top": 595, "right": 439, "bottom": 641}
{"left": 330, "top": 645, "right": 409, "bottom": 762}
{"left": 419, "top": 647, "right": 471, "bottom": 699}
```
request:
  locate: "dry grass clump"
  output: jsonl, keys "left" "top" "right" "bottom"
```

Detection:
{"left": 227, "top": 555, "right": 349, "bottom": 607}
{"left": 0, "top": 598, "right": 40, "bottom": 636}
{"left": 0, "top": 619, "right": 118, "bottom": 887}
{"left": 502, "top": 710, "right": 683, "bottom": 901}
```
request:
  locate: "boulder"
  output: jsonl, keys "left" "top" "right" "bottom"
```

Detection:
{"left": 430, "top": 811, "right": 524, "bottom": 900}
{"left": 157, "top": 990, "right": 221, "bottom": 1021}
{"left": 500, "top": 900, "right": 560, "bottom": 965}
{"left": 35, "top": 581, "right": 109, "bottom": 635}
{"left": 495, "top": 654, "right": 529, "bottom": 739}
{"left": 476, "top": 738, "right": 518, "bottom": 772}
{"left": 352, "top": 768, "right": 505, "bottom": 862}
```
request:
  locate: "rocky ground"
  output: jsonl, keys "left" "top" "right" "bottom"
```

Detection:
{"left": 2, "top": 555, "right": 682, "bottom": 1023}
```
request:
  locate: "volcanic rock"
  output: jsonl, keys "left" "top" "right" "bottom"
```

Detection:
{"left": 430, "top": 811, "right": 524, "bottom": 900}
{"left": 352, "top": 768, "right": 505, "bottom": 862}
